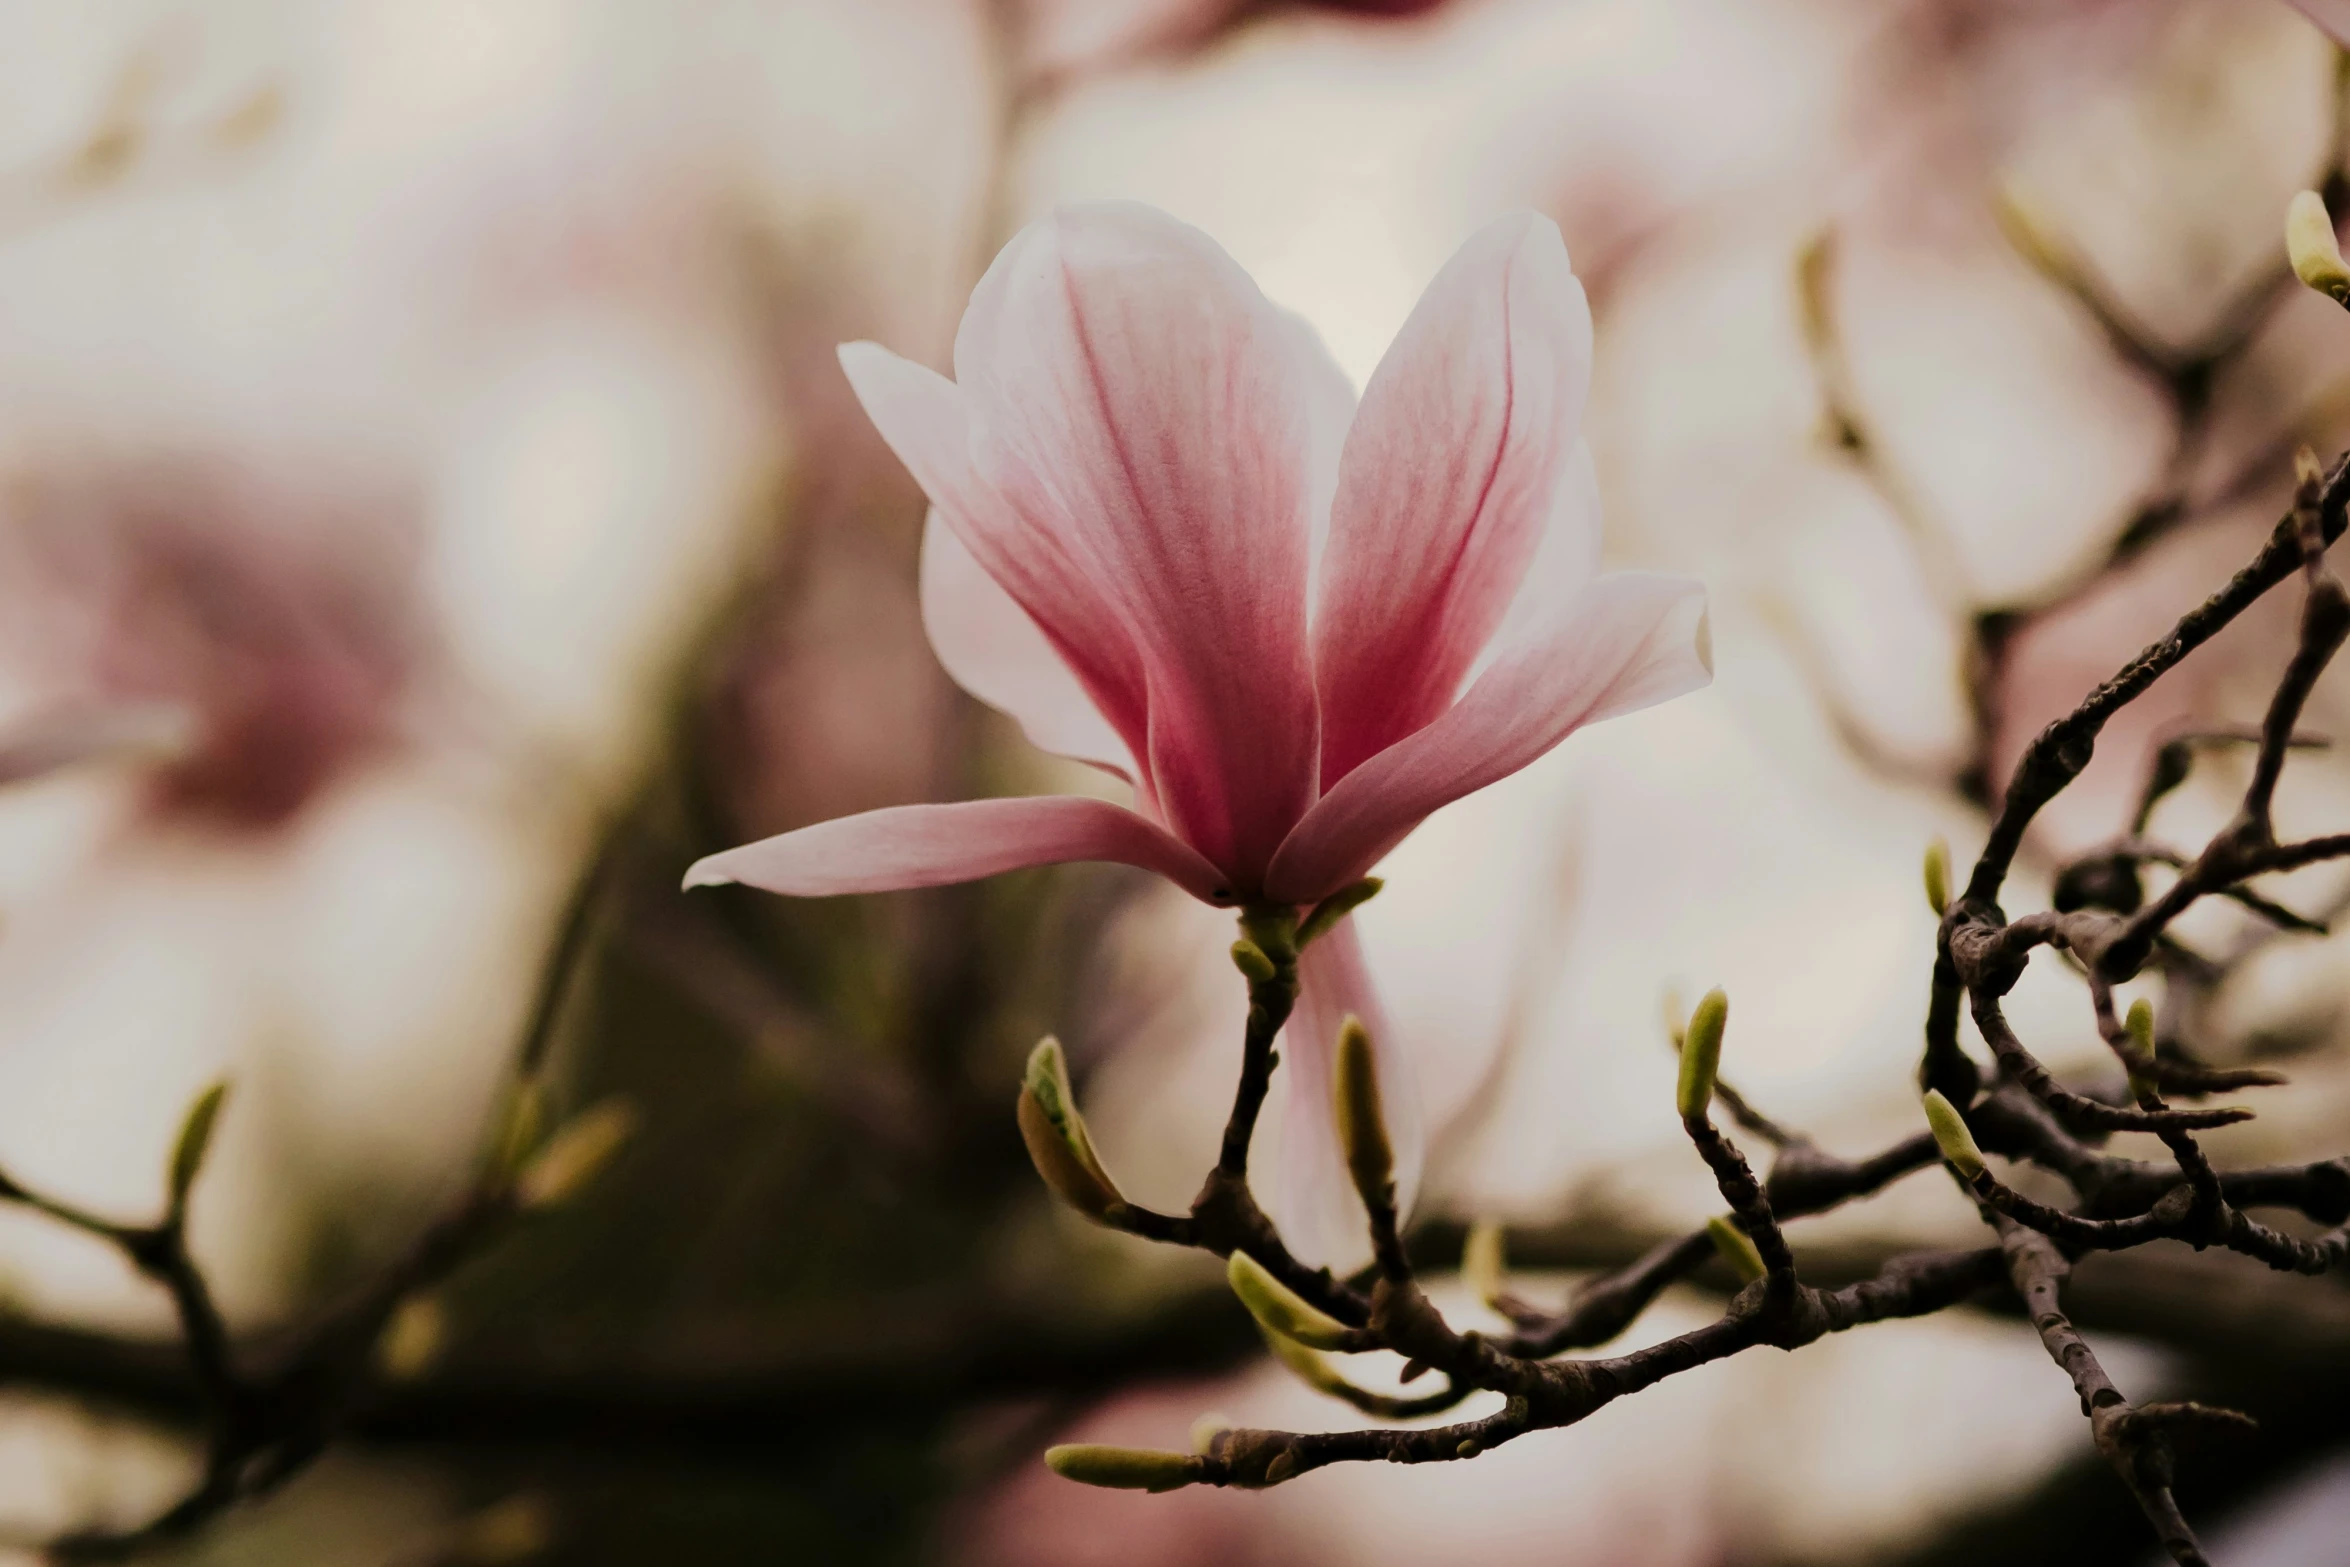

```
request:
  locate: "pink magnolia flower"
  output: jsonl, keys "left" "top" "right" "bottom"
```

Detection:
{"left": 686, "top": 203, "right": 1711, "bottom": 1260}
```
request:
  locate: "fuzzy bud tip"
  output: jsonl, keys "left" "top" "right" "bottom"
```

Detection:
{"left": 1227, "top": 1251, "right": 1353, "bottom": 1351}
{"left": 2124, "top": 998, "right": 2156, "bottom": 1062}
{"left": 1333, "top": 1015, "right": 1393, "bottom": 1206}
{"left": 2291, "top": 190, "right": 2350, "bottom": 304}
{"left": 1461, "top": 1220, "right": 1507, "bottom": 1309}
{"left": 1923, "top": 838, "right": 1951, "bottom": 917}
{"left": 1922, "top": 1089, "right": 1987, "bottom": 1182}
{"left": 1704, "top": 1215, "right": 1768, "bottom": 1283}
{"left": 1017, "top": 1036, "right": 1125, "bottom": 1222}
{"left": 1676, "top": 989, "right": 1728, "bottom": 1121}
{"left": 1045, "top": 1445, "right": 1200, "bottom": 1493}
{"left": 516, "top": 1100, "right": 636, "bottom": 1209}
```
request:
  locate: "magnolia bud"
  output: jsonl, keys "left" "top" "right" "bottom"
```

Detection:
{"left": 1923, "top": 838, "right": 1951, "bottom": 917}
{"left": 1045, "top": 1444, "right": 1200, "bottom": 1492}
{"left": 1922, "top": 1089, "right": 1987, "bottom": 1181}
{"left": 1016, "top": 1037, "right": 1125, "bottom": 1222}
{"left": 1260, "top": 1326, "right": 1350, "bottom": 1396}
{"left": 1333, "top": 1016, "right": 1392, "bottom": 1208}
{"left": 1704, "top": 1215, "right": 1767, "bottom": 1282}
{"left": 2289, "top": 190, "right": 2350, "bottom": 304}
{"left": 516, "top": 1100, "right": 636, "bottom": 1209}
{"left": 1230, "top": 938, "right": 1276, "bottom": 983}
{"left": 1228, "top": 1251, "right": 1353, "bottom": 1350}
{"left": 374, "top": 1294, "right": 447, "bottom": 1381}
{"left": 494, "top": 1080, "right": 546, "bottom": 1179}
{"left": 167, "top": 1081, "right": 229, "bottom": 1214}
{"left": 1676, "top": 989, "right": 1728, "bottom": 1121}
{"left": 1299, "top": 877, "right": 1383, "bottom": 946}
{"left": 2124, "top": 998, "right": 2156, "bottom": 1060}
{"left": 1461, "top": 1220, "right": 1506, "bottom": 1309}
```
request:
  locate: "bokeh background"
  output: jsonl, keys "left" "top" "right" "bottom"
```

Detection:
{"left": 0, "top": 0, "right": 2348, "bottom": 1562}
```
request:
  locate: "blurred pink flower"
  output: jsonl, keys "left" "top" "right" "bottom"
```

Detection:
{"left": 688, "top": 203, "right": 1709, "bottom": 1255}
{"left": 0, "top": 464, "right": 422, "bottom": 831}
{"left": 1018, "top": 0, "right": 1453, "bottom": 85}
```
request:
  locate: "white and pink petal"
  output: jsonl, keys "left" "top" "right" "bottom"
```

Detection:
{"left": 1311, "top": 212, "right": 1595, "bottom": 787}
{"left": 837, "top": 342, "right": 1154, "bottom": 770}
{"left": 684, "top": 795, "right": 1232, "bottom": 904}
{"left": 917, "top": 511, "right": 1137, "bottom": 784}
{"left": 952, "top": 202, "right": 1339, "bottom": 889}
{"left": 1266, "top": 571, "right": 1711, "bottom": 904}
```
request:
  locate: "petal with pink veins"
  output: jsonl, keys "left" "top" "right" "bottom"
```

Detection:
{"left": 953, "top": 202, "right": 1339, "bottom": 889}
{"left": 1270, "top": 916, "right": 1424, "bottom": 1272}
{"left": 1265, "top": 571, "right": 1711, "bottom": 904}
{"left": 1312, "top": 212, "right": 1595, "bottom": 788}
{"left": 683, "top": 795, "right": 1231, "bottom": 903}
{"left": 917, "top": 510, "right": 1138, "bottom": 785}
{"left": 837, "top": 342, "right": 1153, "bottom": 771}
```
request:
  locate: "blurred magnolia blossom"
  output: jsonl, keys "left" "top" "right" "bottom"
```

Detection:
{"left": 1015, "top": 0, "right": 1453, "bottom": 87}
{"left": 0, "top": 461, "right": 424, "bottom": 832}
{"left": 687, "top": 201, "right": 1712, "bottom": 1266}
{"left": 0, "top": 0, "right": 994, "bottom": 1364}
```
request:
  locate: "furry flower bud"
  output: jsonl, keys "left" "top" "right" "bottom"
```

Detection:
{"left": 2290, "top": 190, "right": 2350, "bottom": 304}
{"left": 1045, "top": 1445, "right": 1200, "bottom": 1492}
{"left": 1016, "top": 1037, "right": 1125, "bottom": 1222}
{"left": 1676, "top": 989, "right": 1728, "bottom": 1121}
{"left": 1922, "top": 1089, "right": 1987, "bottom": 1181}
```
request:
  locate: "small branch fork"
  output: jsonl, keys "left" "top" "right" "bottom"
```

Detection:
{"left": 1037, "top": 449, "right": 2350, "bottom": 1566}
{"left": 3, "top": 849, "right": 634, "bottom": 1561}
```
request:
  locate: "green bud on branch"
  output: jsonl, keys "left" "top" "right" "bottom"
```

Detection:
{"left": 1923, "top": 838, "right": 1950, "bottom": 917}
{"left": 167, "top": 1080, "right": 229, "bottom": 1214}
{"left": 1016, "top": 1037, "right": 1125, "bottom": 1222}
{"left": 1044, "top": 1444, "right": 1200, "bottom": 1492}
{"left": 1676, "top": 989, "right": 1728, "bottom": 1122}
{"left": 1461, "top": 1220, "right": 1506, "bottom": 1310}
{"left": 1229, "top": 938, "right": 1276, "bottom": 983}
{"left": 1259, "top": 1321, "right": 1353, "bottom": 1397}
{"left": 2289, "top": 190, "right": 2350, "bottom": 305}
{"left": 516, "top": 1100, "right": 636, "bottom": 1209}
{"left": 1921, "top": 1089, "right": 1987, "bottom": 1182}
{"left": 1298, "top": 877, "right": 1382, "bottom": 947}
{"left": 1227, "top": 1251, "right": 1353, "bottom": 1350}
{"left": 2124, "top": 998, "right": 2156, "bottom": 1063}
{"left": 374, "top": 1294, "right": 447, "bottom": 1381}
{"left": 493, "top": 1080, "right": 545, "bottom": 1179}
{"left": 1333, "top": 1016, "right": 1393, "bottom": 1209}
{"left": 1704, "top": 1215, "right": 1767, "bottom": 1283}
